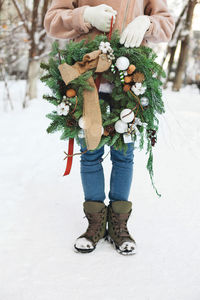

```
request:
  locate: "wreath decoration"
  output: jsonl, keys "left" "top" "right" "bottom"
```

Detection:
{"left": 40, "top": 30, "right": 166, "bottom": 196}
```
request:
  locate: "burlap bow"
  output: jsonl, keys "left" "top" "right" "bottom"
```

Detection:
{"left": 58, "top": 50, "right": 112, "bottom": 150}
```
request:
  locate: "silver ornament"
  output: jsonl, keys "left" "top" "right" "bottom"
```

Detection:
{"left": 140, "top": 97, "right": 149, "bottom": 107}
{"left": 78, "top": 129, "right": 85, "bottom": 139}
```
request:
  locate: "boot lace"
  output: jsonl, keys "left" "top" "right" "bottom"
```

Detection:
{"left": 112, "top": 212, "right": 131, "bottom": 238}
{"left": 84, "top": 209, "right": 105, "bottom": 239}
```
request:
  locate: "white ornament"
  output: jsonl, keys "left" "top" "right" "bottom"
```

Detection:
{"left": 120, "top": 109, "right": 134, "bottom": 123}
{"left": 78, "top": 129, "right": 85, "bottom": 139}
{"left": 57, "top": 102, "right": 69, "bottom": 116}
{"left": 101, "top": 126, "right": 104, "bottom": 135}
{"left": 78, "top": 117, "right": 85, "bottom": 129}
{"left": 131, "top": 82, "right": 147, "bottom": 96}
{"left": 115, "top": 56, "right": 130, "bottom": 71}
{"left": 114, "top": 120, "right": 128, "bottom": 134}
{"left": 140, "top": 97, "right": 149, "bottom": 107}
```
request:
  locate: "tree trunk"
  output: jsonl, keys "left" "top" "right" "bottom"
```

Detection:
{"left": 163, "top": 46, "right": 177, "bottom": 89}
{"left": 162, "top": 3, "right": 188, "bottom": 88}
{"left": 172, "top": 0, "right": 197, "bottom": 91}
{"left": 28, "top": 60, "right": 40, "bottom": 99}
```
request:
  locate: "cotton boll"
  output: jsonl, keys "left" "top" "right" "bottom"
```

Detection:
{"left": 57, "top": 103, "right": 69, "bottom": 116}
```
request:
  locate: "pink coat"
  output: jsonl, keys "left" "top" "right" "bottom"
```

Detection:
{"left": 44, "top": 0, "right": 175, "bottom": 45}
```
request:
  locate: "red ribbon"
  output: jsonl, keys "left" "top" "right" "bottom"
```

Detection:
{"left": 63, "top": 16, "right": 114, "bottom": 176}
{"left": 63, "top": 138, "right": 74, "bottom": 176}
{"left": 108, "top": 16, "right": 114, "bottom": 41}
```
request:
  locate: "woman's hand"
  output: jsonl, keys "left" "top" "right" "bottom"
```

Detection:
{"left": 83, "top": 4, "right": 117, "bottom": 33}
{"left": 120, "top": 16, "right": 151, "bottom": 48}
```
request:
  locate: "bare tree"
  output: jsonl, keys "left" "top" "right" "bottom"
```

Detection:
{"left": 0, "top": 61, "right": 14, "bottom": 110}
{"left": 172, "top": 0, "right": 199, "bottom": 91}
{"left": 162, "top": 3, "right": 188, "bottom": 88}
{"left": 163, "top": 0, "right": 200, "bottom": 91}
{"left": 11, "top": 0, "right": 50, "bottom": 107}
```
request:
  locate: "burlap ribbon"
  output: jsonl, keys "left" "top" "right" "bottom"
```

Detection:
{"left": 58, "top": 50, "right": 112, "bottom": 150}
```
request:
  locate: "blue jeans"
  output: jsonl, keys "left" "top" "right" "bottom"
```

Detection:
{"left": 79, "top": 141, "right": 134, "bottom": 203}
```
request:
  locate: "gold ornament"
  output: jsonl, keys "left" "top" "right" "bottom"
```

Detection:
{"left": 133, "top": 72, "right": 145, "bottom": 83}
{"left": 127, "top": 64, "right": 136, "bottom": 75}
{"left": 103, "top": 129, "right": 110, "bottom": 136}
{"left": 123, "top": 84, "right": 131, "bottom": 92}
{"left": 124, "top": 76, "right": 132, "bottom": 83}
{"left": 66, "top": 89, "right": 76, "bottom": 98}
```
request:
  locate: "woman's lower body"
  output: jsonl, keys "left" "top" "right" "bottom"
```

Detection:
{"left": 80, "top": 90, "right": 135, "bottom": 204}
{"left": 79, "top": 141, "right": 134, "bottom": 203}
{"left": 74, "top": 92, "right": 136, "bottom": 255}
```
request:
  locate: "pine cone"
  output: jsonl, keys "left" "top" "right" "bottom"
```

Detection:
{"left": 151, "top": 137, "right": 157, "bottom": 147}
{"left": 103, "top": 130, "right": 110, "bottom": 136}
{"left": 110, "top": 131, "right": 116, "bottom": 137}
{"left": 66, "top": 119, "right": 77, "bottom": 127}
{"left": 147, "top": 129, "right": 156, "bottom": 137}
{"left": 133, "top": 72, "right": 145, "bottom": 83}
{"left": 123, "top": 84, "right": 131, "bottom": 92}
{"left": 105, "top": 125, "right": 115, "bottom": 133}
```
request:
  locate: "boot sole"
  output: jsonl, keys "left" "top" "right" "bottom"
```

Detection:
{"left": 74, "top": 245, "right": 96, "bottom": 254}
{"left": 106, "top": 235, "right": 137, "bottom": 256}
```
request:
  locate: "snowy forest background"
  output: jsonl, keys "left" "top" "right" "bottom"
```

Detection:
{"left": 0, "top": 0, "right": 200, "bottom": 109}
{"left": 0, "top": 1, "right": 200, "bottom": 300}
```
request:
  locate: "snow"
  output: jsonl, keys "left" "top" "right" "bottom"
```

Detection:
{"left": 0, "top": 81, "right": 200, "bottom": 300}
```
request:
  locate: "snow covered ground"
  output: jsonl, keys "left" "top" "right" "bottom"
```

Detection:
{"left": 0, "top": 81, "right": 200, "bottom": 300}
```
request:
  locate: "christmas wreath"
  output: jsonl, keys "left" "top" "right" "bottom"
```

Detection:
{"left": 40, "top": 30, "right": 166, "bottom": 196}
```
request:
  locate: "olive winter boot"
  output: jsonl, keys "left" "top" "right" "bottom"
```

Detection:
{"left": 107, "top": 201, "right": 136, "bottom": 255}
{"left": 74, "top": 201, "right": 107, "bottom": 253}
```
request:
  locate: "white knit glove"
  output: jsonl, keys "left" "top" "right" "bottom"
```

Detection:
{"left": 83, "top": 4, "right": 117, "bottom": 33}
{"left": 120, "top": 16, "right": 151, "bottom": 48}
